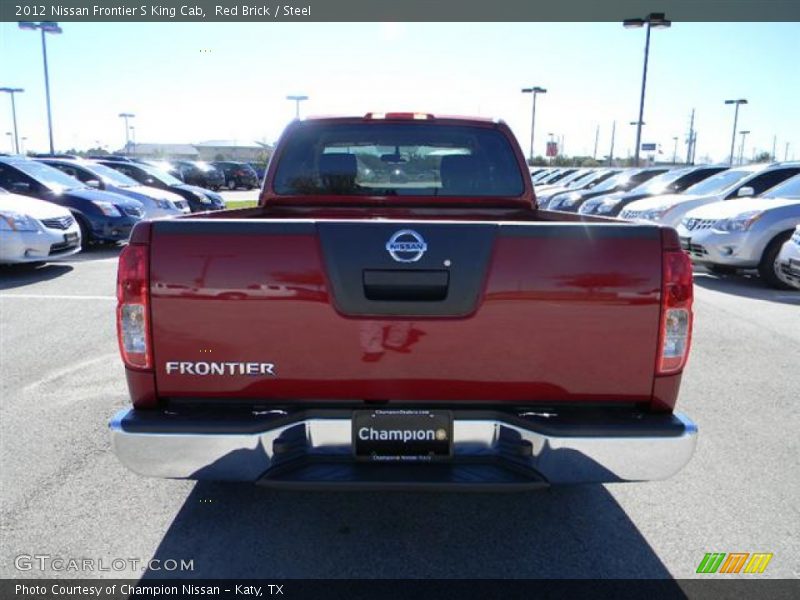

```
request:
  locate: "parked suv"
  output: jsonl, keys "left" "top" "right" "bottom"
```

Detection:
{"left": 619, "top": 162, "right": 800, "bottom": 227}
{"left": 212, "top": 161, "right": 260, "bottom": 190}
{"left": 0, "top": 157, "right": 143, "bottom": 246}
{"left": 171, "top": 160, "right": 225, "bottom": 190}
{"left": 775, "top": 225, "right": 800, "bottom": 290}
{"left": 676, "top": 174, "right": 800, "bottom": 288}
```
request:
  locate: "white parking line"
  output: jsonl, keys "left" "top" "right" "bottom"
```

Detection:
{"left": 0, "top": 294, "right": 115, "bottom": 301}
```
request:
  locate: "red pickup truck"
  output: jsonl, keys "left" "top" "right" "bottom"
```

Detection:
{"left": 110, "top": 113, "right": 697, "bottom": 488}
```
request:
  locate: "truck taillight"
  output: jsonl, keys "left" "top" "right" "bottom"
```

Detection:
{"left": 657, "top": 243, "right": 694, "bottom": 375}
{"left": 117, "top": 240, "right": 151, "bottom": 370}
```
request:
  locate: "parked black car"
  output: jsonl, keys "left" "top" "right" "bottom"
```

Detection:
{"left": 578, "top": 165, "right": 729, "bottom": 216}
{"left": 0, "top": 156, "right": 144, "bottom": 247}
{"left": 170, "top": 160, "right": 225, "bottom": 190}
{"left": 96, "top": 160, "right": 225, "bottom": 213}
{"left": 547, "top": 167, "right": 671, "bottom": 212}
{"left": 212, "top": 161, "right": 260, "bottom": 190}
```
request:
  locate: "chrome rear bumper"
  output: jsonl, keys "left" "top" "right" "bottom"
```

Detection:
{"left": 109, "top": 408, "right": 697, "bottom": 488}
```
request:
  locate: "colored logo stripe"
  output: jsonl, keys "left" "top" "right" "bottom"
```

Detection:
{"left": 697, "top": 553, "right": 726, "bottom": 574}
{"left": 744, "top": 553, "right": 773, "bottom": 574}
{"left": 719, "top": 553, "right": 749, "bottom": 574}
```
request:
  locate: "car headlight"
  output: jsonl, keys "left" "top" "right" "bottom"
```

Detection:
{"left": 712, "top": 210, "right": 763, "bottom": 233}
{"left": 556, "top": 194, "right": 580, "bottom": 208}
{"left": 92, "top": 201, "right": 122, "bottom": 217}
{"left": 194, "top": 192, "right": 212, "bottom": 204}
{"left": 638, "top": 205, "right": 675, "bottom": 221}
{"left": 155, "top": 199, "right": 172, "bottom": 209}
{"left": 0, "top": 210, "right": 39, "bottom": 231}
{"left": 596, "top": 200, "right": 618, "bottom": 214}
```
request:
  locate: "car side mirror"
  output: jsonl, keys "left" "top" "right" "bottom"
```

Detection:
{"left": 11, "top": 182, "right": 31, "bottom": 194}
{"left": 737, "top": 186, "right": 755, "bottom": 198}
{"left": 86, "top": 179, "right": 101, "bottom": 189}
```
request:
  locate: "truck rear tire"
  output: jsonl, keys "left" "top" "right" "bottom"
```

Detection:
{"left": 758, "top": 231, "right": 794, "bottom": 290}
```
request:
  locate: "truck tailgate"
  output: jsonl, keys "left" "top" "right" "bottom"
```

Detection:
{"left": 149, "top": 219, "right": 662, "bottom": 403}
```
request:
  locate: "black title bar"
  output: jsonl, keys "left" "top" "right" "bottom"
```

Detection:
{"left": 3, "top": 0, "right": 800, "bottom": 22}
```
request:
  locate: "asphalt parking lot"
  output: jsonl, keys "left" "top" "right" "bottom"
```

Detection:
{"left": 1, "top": 248, "right": 798, "bottom": 580}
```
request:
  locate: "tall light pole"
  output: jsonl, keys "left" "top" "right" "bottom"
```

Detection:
{"left": 547, "top": 132, "right": 555, "bottom": 165}
{"left": 119, "top": 113, "right": 135, "bottom": 154}
{"left": 5, "top": 132, "right": 12, "bottom": 153}
{"left": 671, "top": 136, "right": 678, "bottom": 164}
{"left": 521, "top": 86, "right": 546, "bottom": 162}
{"left": 130, "top": 125, "right": 136, "bottom": 156}
{"left": 724, "top": 99, "right": 747, "bottom": 166}
{"left": 623, "top": 12, "right": 671, "bottom": 168}
{"left": 286, "top": 95, "right": 308, "bottom": 119}
{"left": 738, "top": 130, "right": 750, "bottom": 165}
{"left": 19, "top": 22, "right": 62, "bottom": 155}
{"left": 608, "top": 120, "right": 616, "bottom": 166}
{"left": 0, "top": 88, "right": 24, "bottom": 154}
{"left": 21, "top": 136, "right": 28, "bottom": 154}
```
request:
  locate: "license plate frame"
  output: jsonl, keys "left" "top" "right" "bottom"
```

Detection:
{"left": 352, "top": 409, "right": 453, "bottom": 462}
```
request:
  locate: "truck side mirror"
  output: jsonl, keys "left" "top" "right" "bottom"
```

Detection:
{"left": 737, "top": 186, "right": 755, "bottom": 198}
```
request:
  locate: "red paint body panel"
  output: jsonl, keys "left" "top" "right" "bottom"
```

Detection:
{"left": 122, "top": 116, "right": 690, "bottom": 412}
{"left": 148, "top": 220, "right": 663, "bottom": 404}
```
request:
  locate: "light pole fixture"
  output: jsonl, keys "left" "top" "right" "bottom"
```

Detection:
{"left": 738, "top": 130, "right": 750, "bottom": 165}
{"left": 724, "top": 99, "right": 747, "bottom": 166}
{"left": 18, "top": 21, "right": 62, "bottom": 154}
{"left": 0, "top": 88, "right": 24, "bottom": 154}
{"left": 286, "top": 95, "right": 309, "bottom": 119}
{"left": 130, "top": 125, "right": 137, "bottom": 156}
{"left": 521, "top": 86, "right": 547, "bottom": 162}
{"left": 119, "top": 113, "right": 135, "bottom": 154}
{"left": 623, "top": 12, "right": 671, "bottom": 167}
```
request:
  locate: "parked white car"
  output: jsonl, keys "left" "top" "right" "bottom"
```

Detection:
{"left": 775, "top": 225, "right": 800, "bottom": 290}
{"left": 619, "top": 162, "right": 800, "bottom": 227}
{"left": 0, "top": 187, "right": 81, "bottom": 264}
{"left": 675, "top": 186, "right": 800, "bottom": 288}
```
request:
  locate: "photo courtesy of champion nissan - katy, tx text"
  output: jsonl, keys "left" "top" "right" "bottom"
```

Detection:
{"left": 110, "top": 113, "right": 697, "bottom": 489}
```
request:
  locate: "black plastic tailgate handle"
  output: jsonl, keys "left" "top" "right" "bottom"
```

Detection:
{"left": 363, "top": 270, "right": 449, "bottom": 302}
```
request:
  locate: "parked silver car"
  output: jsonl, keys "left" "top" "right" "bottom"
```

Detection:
{"left": 0, "top": 187, "right": 81, "bottom": 264}
{"left": 619, "top": 162, "right": 800, "bottom": 227}
{"left": 675, "top": 174, "right": 800, "bottom": 288}
{"left": 775, "top": 225, "right": 800, "bottom": 290}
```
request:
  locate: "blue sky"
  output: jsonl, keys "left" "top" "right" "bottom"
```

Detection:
{"left": 1, "top": 22, "right": 798, "bottom": 162}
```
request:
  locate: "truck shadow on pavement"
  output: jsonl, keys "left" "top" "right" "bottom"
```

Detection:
{"left": 693, "top": 272, "right": 800, "bottom": 304}
{"left": 142, "top": 482, "right": 681, "bottom": 579}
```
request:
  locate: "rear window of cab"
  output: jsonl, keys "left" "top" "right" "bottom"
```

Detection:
{"left": 272, "top": 122, "right": 525, "bottom": 198}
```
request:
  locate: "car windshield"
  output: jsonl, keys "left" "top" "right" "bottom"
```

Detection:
{"left": 273, "top": 122, "right": 525, "bottom": 197}
{"left": 683, "top": 169, "right": 752, "bottom": 195}
{"left": 760, "top": 174, "right": 800, "bottom": 199}
{"left": 83, "top": 162, "right": 139, "bottom": 187}
{"left": 9, "top": 160, "right": 87, "bottom": 191}
{"left": 630, "top": 168, "right": 694, "bottom": 194}
{"left": 137, "top": 163, "right": 183, "bottom": 185}
{"left": 590, "top": 170, "right": 639, "bottom": 193}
